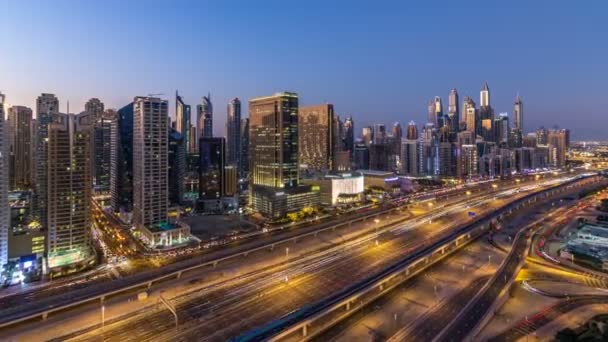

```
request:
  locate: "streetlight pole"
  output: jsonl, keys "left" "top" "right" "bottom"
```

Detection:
{"left": 285, "top": 247, "right": 289, "bottom": 258}
{"left": 101, "top": 304, "right": 105, "bottom": 329}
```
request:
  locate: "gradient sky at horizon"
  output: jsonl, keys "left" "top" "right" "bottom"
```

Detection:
{"left": 1, "top": 0, "right": 607, "bottom": 139}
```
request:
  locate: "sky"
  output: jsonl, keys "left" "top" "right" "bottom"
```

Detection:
{"left": 1, "top": 0, "right": 607, "bottom": 140}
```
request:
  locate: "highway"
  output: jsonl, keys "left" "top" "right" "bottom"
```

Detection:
{"left": 0, "top": 174, "right": 554, "bottom": 330}
{"left": 40, "top": 176, "right": 586, "bottom": 342}
{"left": 311, "top": 178, "right": 593, "bottom": 342}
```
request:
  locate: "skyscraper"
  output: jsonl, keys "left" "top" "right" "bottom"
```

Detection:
{"left": 168, "top": 129, "right": 186, "bottom": 206}
{"left": 462, "top": 96, "right": 477, "bottom": 135}
{"left": 480, "top": 82, "right": 490, "bottom": 107}
{"left": 199, "top": 137, "right": 225, "bottom": 206}
{"left": 0, "top": 93, "right": 9, "bottom": 267}
{"left": 513, "top": 95, "right": 523, "bottom": 132}
{"left": 548, "top": 128, "right": 569, "bottom": 168}
{"left": 372, "top": 124, "right": 386, "bottom": 144}
{"left": 298, "top": 104, "right": 334, "bottom": 172}
{"left": 430, "top": 96, "right": 444, "bottom": 128}
{"left": 86, "top": 98, "right": 113, "bottom": 192}
{"left": 132, "top": 97, "right": 168, "bottom": 230}
{"left": 110, "top": 102, "right": 134, "bottom": 213}
{"left": 7, "top": 106, "right": 33, "bottom": 190}
{"left": 249, "top": 92, "right": 299, "bottom": 189}
{"left": 343, "top": 116, "right": 354, "bottom": 153}
{"left": 249, "top": 92, "right": 319, "bottom": 218}
{"left": 197, "top": 93, "right": 213, "bottom": 139}
{"left": 362, "top": 126, "right": 373, "bottom": 146}
{"left": 46, "top": 112, "right": 93, "bottom": 269}
{"left": 226, "top": 98, "right": 242, "bottom": 176}
{"left": 448, "top": 88, "right": 459, "bottom": 132}
{"left": 401, "top": 121, "right": 418, "bottom": 175}
{"left": 240, "top": 118, "right": 250, "bottom": 177}
{"left": 478, "top": 83, "right": 494, "bottom": 137}
{"left": 175, "top": 91, "right": 191, "bottom": 152}
{"left": 35, "top": 93, "right": 59, "bottom": 230}
{"left": 494, "top": 113, "right": 509, "bottom": 146}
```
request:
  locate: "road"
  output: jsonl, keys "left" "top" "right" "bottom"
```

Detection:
{"left": 46, "top": 176, "right": 583, "bottom": 341}
{"left": 437, "top": 182, "right": 605, "bottom": 342}
{"left": 311, "top": 179, "right": 589, "bottom": 342}
{"left": 488, "top": 296, "right": 608, "bottom": 341}
{"left": 0, "top": 173, "right": 556, "bottom": 329}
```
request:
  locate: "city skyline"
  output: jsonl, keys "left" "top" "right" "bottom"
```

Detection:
{"left": 1, "top": 1, "right": 607, "bottom": 140}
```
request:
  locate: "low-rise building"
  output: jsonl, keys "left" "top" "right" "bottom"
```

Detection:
{"left": 302, "top": 172, "right": 364, "bottom": 205}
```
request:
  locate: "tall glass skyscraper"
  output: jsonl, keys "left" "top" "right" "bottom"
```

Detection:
{"left": 226, "top": 98, "right": 242, "bottom": 176}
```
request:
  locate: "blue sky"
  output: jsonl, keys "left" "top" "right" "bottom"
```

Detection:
{"left": 1, "top": 0, "right": 607, "bottom": 139}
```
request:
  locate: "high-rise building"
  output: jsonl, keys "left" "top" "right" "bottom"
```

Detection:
{"left": 418, "top": 123, "right": 438, "bottom": 176}
{"left": 199, "top": 137, "right": 225, "bottom": 208}
{"left": 0, "top": 93, "right": 9, "bottom": 267}
{"left": 197, "top": 93, "right": 213, "bottom": 139}
{"left": 429, "top": 96, "right": 444, "bottom": 128}
{"left": 462, "top": 96, "right": 477, "bottom": 135}
{"left": 494, "top": 113, "right": 509, "bottom": 146}
{"left": 480, "top": 82, "right": 490, "bottom": 107}
{"left": 362, "top": 126, "right": 373, "bottom": 146}
{"left": 226, "top": 98, "right": 242, "bottom": 176}
{"left": 548, "top": 128, "right": 569, "bottom": 168}
{"left": 34, "top": 93, "right": 59, "bottom": 230}
{"left": 513, "top": 95, "right": 523, "bottom": 132}
{"left": 240, "top": 118, "right": 250, "bottom": 177}
{"left": 448, "top": 88, "right": 459, "bottom": 132}
{"left": 86, "top": 98, "right": 113, "bottom": 192}
{"left": 110, "top": 103, "right": 134, "bottom": 213}
{"left": 249, "top": 92, "right": 319, "bottom": 218}
{"left": 372, "top": 124, "right": 386, "bottom": 145}
{"left": 46, "top": 112, "right": 93, "bottom": 269}
{"left": 132, "top": 97, "right": 168, "bottom": 230}
{"left": 175, "top": 91, "right": 191, "bottom": 152}
{"left": 478, "top": 83, "right": 494, "bottom": 137}
{"left": 249, "top": 92, "right": 299, "bottom": 189}
{"left": 298, "top": 104, "right": 334, "bottom": 172}
{"left": 168, "top": 129, "right": 186, "bottom": 206}
{"left": 7, "top": 106, "right": 33, "bottom": 190}
{"left": 536, "top": 127, "right": 548, "bottom": 145}
{"left": 401, "top": 123, "right": 418, "bottom": 176}
{"left": 460, "top": 144, "right": 478, "bottom": 178}
{"left": 353, "top": 142, "right": 369, "bottom": 170}
{"left": 343, "top": 116, "right": 354, "bottom": 153}
{"left": 481, "top": 119, "right": 494, "bottom": 142}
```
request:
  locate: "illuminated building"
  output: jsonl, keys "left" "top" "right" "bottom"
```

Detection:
{"left": 298, "top": 104, "right": 334, "bottom": 172}
{"left": 197, "top": 93, "right": 213, "bottom": 138}
{"left": 175, "top": 91, "right": 191, "bottom": 152}
{"left": 462, "top": 96, "right": 477, "bottom": 135}
{"left": 46, "top": 112, "right": 94, "bottom": 269}
{"left": 249, "top": 92, "right": 318, "bottom": 217}
{"left": 460, "top": 144, "right": 479, "bottom": 178}
{"left": 132, "top": 97, "right": 169, "bottom": 231}
{"left": 34, "top": 93, "right": 59, "bottom": 232}
{"left": 303, "top": 172, "right": 364, "bottom": 205}
{"left": 226, "top": 98, "right": 242, "bottom": 175}
{"left": 0, "top": 93, "right": 8, "bottom": 267}
{"left": 110, "top": 102, "right": 134, "bottom": 213}
{"left": 199, "top": 137, "right": 225, "bottom": 201}
{"left": 448, "top": 88, "right": 459, "bottom": 132}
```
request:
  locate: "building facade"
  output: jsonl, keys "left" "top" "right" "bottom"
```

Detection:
{"left": 132, "top": 97, "right": 168, "bottom": 230}
{"left": 7, "top": 106, "right": 33, "bottom": 190}
{"left": 226, "top": 98, "right": 242, "bottom": 176}
{"left": 298, "top": 104, "right": 334, "bottom": 172}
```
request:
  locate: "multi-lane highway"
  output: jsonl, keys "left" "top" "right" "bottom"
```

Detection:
{"left": 0, "top": 174, "right": 556, "bottom": 330}
{"left": 29, "top": 175, "right": 589, "bottom": 342}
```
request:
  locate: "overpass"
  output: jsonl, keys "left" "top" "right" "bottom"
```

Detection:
{"left": 232, "top": 173, "right": 601, "bottom": 341}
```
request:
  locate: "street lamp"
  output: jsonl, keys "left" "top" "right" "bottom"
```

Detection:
{"left": 101, "top": 304, "right": 105, "bottom": 328}
{"left": 285, "top": 247, "right": 289, "bottom": 258}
